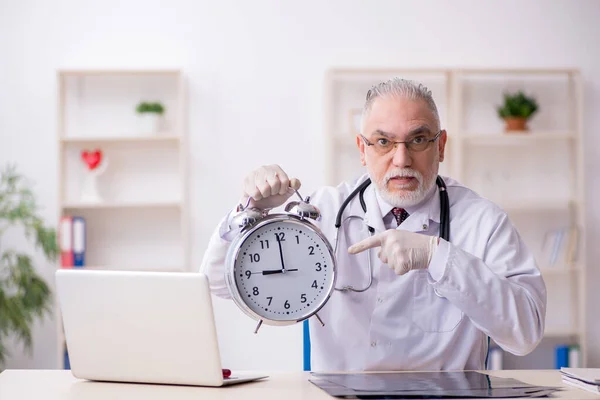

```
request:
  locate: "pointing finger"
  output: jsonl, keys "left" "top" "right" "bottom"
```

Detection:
{"left": 348, "top": 233, "right": 384, "bottom": 254}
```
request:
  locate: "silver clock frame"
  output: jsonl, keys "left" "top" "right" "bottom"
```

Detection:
{"left": 225, "top": 213, "right": 337, "bottom": 333}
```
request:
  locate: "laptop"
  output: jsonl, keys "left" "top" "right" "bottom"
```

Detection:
{"left": 55, "top": 269, "right": 268, "bottom": 386}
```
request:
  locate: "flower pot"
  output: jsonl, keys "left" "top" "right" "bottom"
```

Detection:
{"left": 504, "top": 117, "right": 528, "bottom": 132}
{"left": 137, "top": 113, "right": 162, "bottom": 134}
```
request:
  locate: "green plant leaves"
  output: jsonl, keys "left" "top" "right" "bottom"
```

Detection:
{"left": 496, "top": 91, "right": 538, "bottom": 119}
{"left": 135, "top": 102, "right": 165, "bottom": 114}
{"left": 0, "top": 164, "right": 56, "bottom": 368}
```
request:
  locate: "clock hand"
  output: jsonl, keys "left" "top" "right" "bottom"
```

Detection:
{"left": 262, "top": 268, "right": 299, "bottom": 275}
{"left": 276, "top": 236, "right": 286, "bottom": 272}
{"left": 262, "top": 269, "right": 283, "bottom": 275}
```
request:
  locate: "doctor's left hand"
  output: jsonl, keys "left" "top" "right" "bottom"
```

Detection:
{"left": 348, "top": 230, "right": 439, "bottom": 275}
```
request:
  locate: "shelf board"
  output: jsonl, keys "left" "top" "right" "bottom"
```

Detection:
{"left": 498, "top": 198, "right": 575, "bottom": 212}
{"left": 543, "top": 328, "right": 581, "bottom": 338}
{"left": 60, "top": 265, "right": 186, "bottom": 272}
{"left": 455, "top": 68, "right": 577, "bottom": 76}
{"left": 330, "top": 68, "right": 448, "bottom": 83}
{"left": 461, "top": 131, "right": 576, "bottom": 145}
{"left": 540, "top": 266, "right": 581, "bottom": 275}
{"left": 59, "top": 69, "right": 181, "bottom": 76}
{"left": 62, "top": 200, "right": 182, "bottom": 210}
{"left": 60, "top": 134, "right": 180, "bottom": 144}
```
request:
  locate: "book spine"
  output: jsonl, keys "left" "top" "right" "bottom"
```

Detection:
{"left": 59, "top": 216, "right": 74, "bottom": 268}
{"left": 72, "top": 216, "right": 86, "bottom": 267}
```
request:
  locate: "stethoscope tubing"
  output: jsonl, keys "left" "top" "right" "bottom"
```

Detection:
{"left": 335, "top": 176, "right": 450, "bottom": 241}
{"left": 333, "top": 176, "right": 450, "bottom": 293}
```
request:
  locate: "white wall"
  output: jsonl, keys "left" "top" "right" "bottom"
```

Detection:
{"left": 1, "top": 0, "right": 600, "bottom": 370}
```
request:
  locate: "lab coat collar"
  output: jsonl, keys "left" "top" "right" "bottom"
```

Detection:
{"left": 362, "top": 183, "right": 387, "bottom": 234}
{"left": 376, "top": 189, "right": 395, "bottom": 220}
{"left": 404, "top": 182, "right": 441, "bottom": 225}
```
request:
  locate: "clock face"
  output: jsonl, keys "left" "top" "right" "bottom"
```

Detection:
{"left": 232, "top": 218, "right": 335, "bottom": 322}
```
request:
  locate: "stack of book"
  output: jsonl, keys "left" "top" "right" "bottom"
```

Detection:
{"left": 561, "top": 368, "right": 600, "bottom": 394}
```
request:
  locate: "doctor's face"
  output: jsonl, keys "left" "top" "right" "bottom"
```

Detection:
{"left": 357, "top": 96, "right": 447, "bottom": 208}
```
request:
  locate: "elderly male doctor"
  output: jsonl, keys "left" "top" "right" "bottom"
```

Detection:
{"left": 200, "top": 78, "right": 546, "bottom": 372}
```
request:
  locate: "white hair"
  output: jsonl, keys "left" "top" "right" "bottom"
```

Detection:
{"left": 361, "top": 77, "right": 441, "bottom": 132}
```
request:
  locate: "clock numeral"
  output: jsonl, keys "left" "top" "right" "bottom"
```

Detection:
{"left": 275, "top": 232, "right": 286, "bottom": 242}
{"left": 245, "top": 270, "right": 251, "bottom": 279}
{"left": 308, "top": 246, "right": 315, "bottom": 255}
{"left": 311, "top": 280, "right": 318, "bottom": 289}
{"left": 253, "top": 287, "right": 259, "bottom": 296}
{"left": 295, "top": 235, "right": 300, "bottom": 244}
{"left": 260, "top": 240, "right": 269, "bottom": 249}
{"left": 249, "top": 253, "right": 260, "bottom": 263}
{"left": 300, "top": 293, "right": 307, "bottom": 303}
{"left": 266, "top": 296, "right": 273, "bottom": 306}
{"left": 284, "top": 300, "right": 290, "bottom": 309}
{"left": 315, "top": 262, "right": 322, "bottom": 271}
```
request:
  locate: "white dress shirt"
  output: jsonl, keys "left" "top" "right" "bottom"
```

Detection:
{"left": 200, "top": 174, "right": 547, "bottom": 372}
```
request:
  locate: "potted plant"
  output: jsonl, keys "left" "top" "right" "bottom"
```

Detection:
{"left": 0, "top": 165, "right": 58, "bottom": 370}
{"left": 496, "top": 91, "right": 539, "bottom": 132}
{"left": 135, "top": 101, "right": 165, "bottom": 134}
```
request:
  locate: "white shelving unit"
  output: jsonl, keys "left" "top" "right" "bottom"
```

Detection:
{"left": 325, "top": 68, "right": 586, "bottom": 368}
{"left": 55, "top": 69, "right": 189, "bottom": 369}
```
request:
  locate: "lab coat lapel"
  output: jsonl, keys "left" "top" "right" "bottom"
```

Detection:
{"left": 363, "top": 184, "right": 386, "bottom": 234}
{"left": 401, "top": 184, "right": 441, "bottom": 234}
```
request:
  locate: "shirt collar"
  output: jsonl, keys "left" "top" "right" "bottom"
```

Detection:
{"left": 374, "top": 181, "right": 441, "bottom": 224}
{"left": 376, "top": 189, "right": 395, "bottom": 220}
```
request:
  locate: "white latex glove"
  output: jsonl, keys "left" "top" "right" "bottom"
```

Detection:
{"left": 241, "top": 164, "right": 301, "bottom": 210}
{"left": 348, "top": 229, "right": 438, "bottom": 275}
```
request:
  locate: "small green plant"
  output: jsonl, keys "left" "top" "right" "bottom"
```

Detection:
{"left": 0, "top": 165, "right": 58, "bottom": 368}
{"left": 496, "top": 91, "right": 539, "bottom": 120}
{"left": 135, "top": 102, "right": 165, "bottom": 115}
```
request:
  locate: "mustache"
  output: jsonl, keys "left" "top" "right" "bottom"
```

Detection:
{"left": 383, "top": 168, "right": 422, "bottom": 185}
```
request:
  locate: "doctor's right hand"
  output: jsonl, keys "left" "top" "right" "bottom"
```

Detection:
{"left": 241, "top": 165, "right": 301, "bottom": 210}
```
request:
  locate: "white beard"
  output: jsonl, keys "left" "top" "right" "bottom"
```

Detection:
{"left": 375, "top": 167, "right": 437, "bottom": 208}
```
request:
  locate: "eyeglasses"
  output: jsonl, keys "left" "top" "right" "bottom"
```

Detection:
{"left": 360, "top": 130, "right": 442, "bottom": 155}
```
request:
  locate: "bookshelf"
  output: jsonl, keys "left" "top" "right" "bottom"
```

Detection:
{"left": 55, "top": 69, "right": 189, "bottom": 369}
{"left": 324, "top": 67, "right": 586, "bottom": 368}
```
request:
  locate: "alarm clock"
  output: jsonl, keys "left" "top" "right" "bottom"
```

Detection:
{"left": 224, "top": 189, "right": 337, "bottom": 333}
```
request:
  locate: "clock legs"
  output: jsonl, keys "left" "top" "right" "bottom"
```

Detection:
{"left": 254, "top": 319, "right": 263, "bottom": 334}
{"left": 315, "top": 313, "right": 325, "bottom": 327}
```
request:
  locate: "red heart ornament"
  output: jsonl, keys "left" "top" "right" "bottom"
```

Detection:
{"left": 81, "top": 149, "right": 102, "bottom": 170}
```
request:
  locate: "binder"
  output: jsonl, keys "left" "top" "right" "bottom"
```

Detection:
{"left": 568, "top": 345, "right": 580, "bottom": 368}
{"left": 72, "top": 216, "right": 86, "bottom": 267}
{"left": 60, "top": 216, "right": 74, "bottom": 268}
{"left": 555, "top": 345, "right": 570, "bottom": 369}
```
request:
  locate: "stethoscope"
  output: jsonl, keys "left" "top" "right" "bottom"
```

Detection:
{"left": 332, "top": 175, "right": 450, "bottom": 293}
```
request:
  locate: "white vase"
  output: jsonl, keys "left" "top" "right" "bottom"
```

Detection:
{"left": 80, "top": 158, "right": 109, "bottom": 204}
{"left": 138, "top": 113, "right": 161, "bottom": 134}
{"left": 80, "top": 172, "right": 102, "bottom": 203}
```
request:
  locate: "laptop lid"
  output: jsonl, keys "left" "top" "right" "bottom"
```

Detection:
{"left": 56, "top": 269, "right": 227, "bottom": 386}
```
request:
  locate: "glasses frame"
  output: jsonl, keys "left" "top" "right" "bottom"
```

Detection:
{"left": 360, "top": 130, "right": 443, "bottom": 154}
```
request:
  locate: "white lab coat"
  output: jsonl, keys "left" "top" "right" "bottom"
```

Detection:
{"left": 200, "top": 174, "right": 546, "bottom": 372}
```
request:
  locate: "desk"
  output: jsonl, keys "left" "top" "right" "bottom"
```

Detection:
{"left": 1, "top": 369, "right": 599, "bottom": 400}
